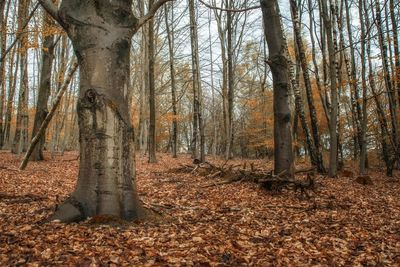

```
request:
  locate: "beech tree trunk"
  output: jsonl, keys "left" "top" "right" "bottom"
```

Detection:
{"left": 261, "top": 0, "right": 294, "bottom": 177}
{"left": 147, "top": 0, "right": 157, "bottom": 164}
{"left": 165, "top": 3, "right": 178, "bottom": 158}
{"left": 188, "top": 0, "right": 205, "bottom": 163}
{"left": 39, "top": 0, "right": 169, "bottom": 222}
{"left": 30, "top": 10, "right": 56, "bottom": 161}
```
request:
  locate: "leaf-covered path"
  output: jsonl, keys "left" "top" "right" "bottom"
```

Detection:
{"left": 0, "top": 151, "right": 399, "bottom": 266}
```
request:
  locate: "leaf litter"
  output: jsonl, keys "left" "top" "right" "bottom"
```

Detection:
{"left": 0, "top": 151, "right": 399, "bottom": 266}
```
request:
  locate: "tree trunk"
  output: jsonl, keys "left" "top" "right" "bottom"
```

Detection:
{"left": 225, "top": 0, "right": 234, "bottom": 160}
{"left": 0, "top": 0, "right": 7, "bottom": 147}
{"left": 12, "top": 0, "right": 31, "bottom": 154}
{"left": 148, "top": 0, "right": 157, "bottom": 164}
{"left": 30, "top": 10, "right": 56, "bottom": 161}
{"left": 3, "top": 48, "right": 18, "bottom": 148}
{"left": 290, "top": 0, "right": 325, "bottom": 173}
{"left": 261, "top": 0, "right": 294, "bottom": 177}
{"left": 321, "top": 0, "right": 339, "bottom": 177}
{"left": 164, "top": 3, "right": 178, "bottom": 158}
{"left": 188, "top": 0, "right": 204, "bottom": 162}
{"left": 375, "top": 0, "right": 398, "bottom": 161}
{"left": 39, "top": 0, "right": 168, "bottom": 222}
{"left": 208, "top": 9, "right": 217, "bottom": 157}
{"left": 358, "top": 0, "right": 368, "bottom": 174}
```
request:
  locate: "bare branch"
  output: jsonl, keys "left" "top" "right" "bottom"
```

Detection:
{"left": 198, "top": 0, "right": 260, "bottom": 12}
{"left": 0, "top": 2, "right": 40, "bottom": 63}
{"left": 136, "top": 0, "right": 174, "bottom": 30}
{"left": 38, "top": 0, "right": 61, "bottom": 25}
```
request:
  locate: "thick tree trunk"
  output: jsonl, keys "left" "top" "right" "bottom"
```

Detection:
{"left": 261, "top": 0, "right": 294, "bottom": 177}
{"left": 30, "top": 10, "right": 56, "bottom": 161}
{"left": 38, "top": 0, "right": 170, "bottom": 222}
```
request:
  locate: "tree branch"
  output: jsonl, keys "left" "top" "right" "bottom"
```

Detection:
{"left": 38, "top": 0, "right": 61, "bottom": 25}
{"left": 198, "top": 0, "right": 260, "bottom": 12}
{"left": 0, "top": 2, "right": 40, "bottom": 63}
{"left": 136, "top": 0, "right": 174, "bottom": 30}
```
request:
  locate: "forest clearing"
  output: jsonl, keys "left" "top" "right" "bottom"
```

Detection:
{"left": 1, "top": 151, "right": 399, "bottom": 266}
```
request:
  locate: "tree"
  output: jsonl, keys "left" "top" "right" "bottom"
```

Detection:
{"left": 290, "top": 0, "right": 325, "bottom": 173}
{"left": 30, "top": 8, "right": 57, "bottom": 161}
{"left": 148, "top": 0, "right": 157, "bottom": 163}
{"left": 260, "top": 0, "right": 294, "bottom": 177}
{"left": 165, "top": 2, "right": 178, "bottom": 158}
{"left": 320, "top": 0, "right": 339, "bottom": 177}
{"left": 38, "top": 0, "right": 171, "bottom": 222}
{"left": 12, "top": 0, "right": 31, "bottom": 154}
{"left": 189, "top": 0, "right": 205, "bottom": 163}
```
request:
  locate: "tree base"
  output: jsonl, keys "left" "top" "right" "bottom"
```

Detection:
{"left": 48, "top": 195, "right": 151, "bottom": 223}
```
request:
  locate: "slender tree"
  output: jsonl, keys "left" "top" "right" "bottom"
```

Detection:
{"left": 260, "top": 0, "right": 294, "bottom": 177}
{"left": 164, "top": 3, "right": 178, "bottom": 158}
{"left": 148, "top": 0, "right": 157, "bottom": 163}
{"left": 30, "top": 8, "right": 57, "bottom": 161}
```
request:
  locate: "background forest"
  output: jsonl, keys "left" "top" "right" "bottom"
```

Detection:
{"left": 0, "top": 0, "right": 398, "bottom": 176}
{"left": 0, "top": 0, "right": 400, "bottom": 265}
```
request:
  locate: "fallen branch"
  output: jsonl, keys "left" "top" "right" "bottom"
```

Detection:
{"left": 19, "top": 61, "right": 78, "bottom": 170}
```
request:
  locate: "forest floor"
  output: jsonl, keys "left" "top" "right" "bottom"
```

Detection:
{"left": 0, "top": 151, "right": 399, "bottom": 266}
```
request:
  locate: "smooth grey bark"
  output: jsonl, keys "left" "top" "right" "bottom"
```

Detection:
{"left": 188, "top": 0, "right": 205, "bottom": 163}
{"left": 261, "top": 0, "right": 294, "bottom": 177}
{"left": 164, "top": 3, "right": 178, "bottom": 158}
{"left": 225, "top": 0, "right": 234, "bottom": 160}
{"left": 30, "top": 10, "right": 56, "bottom": 161}
{"left": 148, "top": 0, "right": 157, "bottom": 163}
{"left": 39, "top": 0, "right": 170, "bottom": 222}
{"left": 213, "top": 5, "right": 228, "bottom": 157}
